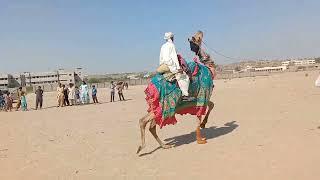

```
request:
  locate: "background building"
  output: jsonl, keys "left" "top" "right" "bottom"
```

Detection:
{"left": 0, "top": 74, "right": 26, "bottom": 89}
{"left": 0, "top": 68, "right": 83, "bottom": 89}
{"left": 282, "top": 59, "right": 316, "bottom": 67}
{"left": 0, "top": 74, "right": 8, "bottom": 89}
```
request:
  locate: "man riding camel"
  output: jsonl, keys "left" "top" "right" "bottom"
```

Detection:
{"left": 158, "top": 32, "right": 194, "bottom": 101}
{"left": 137, "top": 31, "right": 215, "bottom": 153}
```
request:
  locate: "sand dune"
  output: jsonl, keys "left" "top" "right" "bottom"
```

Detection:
{"left": 1, "top": 71, "right": 320, "bottom": 180}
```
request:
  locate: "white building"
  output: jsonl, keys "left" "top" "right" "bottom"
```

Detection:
{"left": 24, "top": 71, "right": 59, "bottom": 85}
{"left": 293, "top": 59, "right": 315, "bottom": 66}
{"left": 0, "top": 74, "right": 8, "bottom": 89}
{"left": 282, "top": 61, "right": 291, "bottom": 66}
{"left": 1, "top": 68, "right": 83, "bottom": 88}
{"left": 254, "top": 66, "right": 287, "bottom": 72}
{"left": 0, "top": 74, "right": 26, "bottom": 89}
{"left": 242, "top": 66, "right": 254, "bottom": 72}
{"left": 24, "top": 68, "right": 83, "bottom": 86}
{"left": 282, "top": 59, "right": 316, "bottom": 66}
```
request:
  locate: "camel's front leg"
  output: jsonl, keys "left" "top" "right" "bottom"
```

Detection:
{"left": 149, "top": 119, "right": 172, "bottom": 149}
{"left": 137, "top": 113, "right": 152, "bottom": 154}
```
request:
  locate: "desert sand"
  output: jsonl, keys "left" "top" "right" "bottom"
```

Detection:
{"left": 0, "top": 71, "right": 320, "bottom": 180}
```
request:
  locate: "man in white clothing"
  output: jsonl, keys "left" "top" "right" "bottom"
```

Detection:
{"left": 159, "top": 32, "right": 193, "bottom": 101}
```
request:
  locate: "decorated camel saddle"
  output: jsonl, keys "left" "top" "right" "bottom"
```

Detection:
{"left": 145, "top": 31, "right": 216, "bottom": 128}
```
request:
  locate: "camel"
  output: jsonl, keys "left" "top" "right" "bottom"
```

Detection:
{"left": 137, "top": 31, "right": 216, "bottom": 154}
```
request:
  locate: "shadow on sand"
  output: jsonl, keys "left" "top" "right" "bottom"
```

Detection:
{"left": 165, "top": 121, "right": 239, "bottom": 147}
{"left": 139, "top": 121, "right": 239, "bottom": 157}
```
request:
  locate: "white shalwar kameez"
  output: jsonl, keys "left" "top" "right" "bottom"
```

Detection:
{"left": 159, "top": 33, "right": 190, "bottom": 96}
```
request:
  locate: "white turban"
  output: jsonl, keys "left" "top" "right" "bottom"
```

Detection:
{"left": 164, "top": 32, "right": 174, "bottom": 40}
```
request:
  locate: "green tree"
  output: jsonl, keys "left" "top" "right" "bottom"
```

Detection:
{"left": 315, "top": 57, "right": 320, "bottom": 63}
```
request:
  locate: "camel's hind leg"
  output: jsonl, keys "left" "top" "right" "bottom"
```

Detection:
{"left": 149, "top": 119, "right": 172, "bottom": 149}
{"left": 196, "top": 116, "right": 207, "bottom": 144}
{"left": 200, "top": 101, "right": 214, "bottom": 129}
{"left": 136, "top": 113, "right": 153, "bottom": 154}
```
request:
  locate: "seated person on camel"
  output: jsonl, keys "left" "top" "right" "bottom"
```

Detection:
{"left": 188, "top": 31, "right": 216, "bottom": 79}
{"left": 157, "top": 32, "right": 195, "bottom": 102}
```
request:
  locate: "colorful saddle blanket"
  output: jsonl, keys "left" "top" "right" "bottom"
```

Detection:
{"left": 145, "top": 61, "right": 214, "bottom": 128}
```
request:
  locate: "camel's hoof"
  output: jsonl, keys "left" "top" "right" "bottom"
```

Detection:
{"left": 136, "top": 145, "right": 144, "bottom": 154}
{"left": 200, "top": 123, "right": 206, "bottom": 129}
{"left": 162, "top": 144, "right": 173, "bottom": 149}
{"left": 197, "top": 139, "right": 207, "bottom": 144}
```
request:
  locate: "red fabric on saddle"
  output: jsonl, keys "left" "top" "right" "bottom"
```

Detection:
{"left": 177, "top": 106, "right": 207, "bottom": 117}
{"left": 145, "top": 82, "right": 178, "bottom": 128}
{"left": 145, "top": 81, "right": 207, "bottom": 128}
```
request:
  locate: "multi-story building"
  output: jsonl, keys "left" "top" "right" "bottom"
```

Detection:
{"left": 282, "top": 59, "right": 316, "bottom": 67}
{"left": 281, "top": 61, "right": 291, "bottom": 66}
{"left": 0, "top": 74, "right": 8, "bottom": 89}
{"left": 24, "top": 68, "right": 83, "bottom": 86}
{"left": 292, "top": 59, "right": 315, "bottom": 66}
{"left": 24, "top": 71, "right": 60, "bottom": 85}
{"left": 0, "top": 74, "right": 26, "bottom": 89}
{"left": 0, "top": 68, "right": 83, "bottom": 88}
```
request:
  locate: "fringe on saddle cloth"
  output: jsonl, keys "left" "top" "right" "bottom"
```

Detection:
{"left": 156, "top": 64, "right": 176, "bottom": 81}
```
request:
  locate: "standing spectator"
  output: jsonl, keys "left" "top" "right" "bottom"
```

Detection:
{"left": 16, "top": 87, "right": 23, "bottom": 111}
{"left": 0, "top": 90, "right": 5, "bottom": 111}
{"left": 20, "top": 91, "right": 28, "bottom": 111}
{"left": 92, "top": 85, "right": 98, "bottom": 104}
{"left": 4, "top": 92, "right": 13, "bottom": 112}
{"left": 35, "top": 86, "right": 44, "bottom": 110}
{"left": 57, "top": 83, "right": 64, "bottom": 107}
{"left": 110, "top": 81, "right": 116, "bottom": 102}
{"left": 80, "top": 81, "right": 89, "bottom": 104}
{"left": 68, "top": 83, "right": 76, "bottom": 106}
{"left": 75, "top": 86, "right": 80, "bottom": 105}
{"left": 63, "top": 84, "right": 70, "bottom": 106}
{"left": 117, "top": 83, "right": 125, "bottom": 101}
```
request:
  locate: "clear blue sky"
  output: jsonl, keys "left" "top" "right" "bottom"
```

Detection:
{"left": 0, "top": 0, "right": 320, "bottom": 74}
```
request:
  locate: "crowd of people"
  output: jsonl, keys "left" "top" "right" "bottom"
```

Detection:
{"left": 56, "top": 81, "right": 95, "bottom": 107}
{"left": 0, "top": 90, "right": 14, "bottom": 112}
{"left": 0, "top": 81, "right": 128, "bottom": 112}
{"left": 0, "top": 87, "right": 27, "bottom": 112}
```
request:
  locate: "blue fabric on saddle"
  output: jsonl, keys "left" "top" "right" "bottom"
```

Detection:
{"left": 146, "top": 61, "right": 214, "bottom": 128}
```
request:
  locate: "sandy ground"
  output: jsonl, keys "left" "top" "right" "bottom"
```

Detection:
{"left": 1, "top": 71, "right": 320, "bottom": 180}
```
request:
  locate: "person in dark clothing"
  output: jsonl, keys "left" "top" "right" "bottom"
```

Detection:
{"left": 15, "top": 87, "right": 23, "bottom": 111}
{"left": 117, "top": 84, "right": 125, "bottom": 101}
{"left": 35, "top": 86, "right": 44, "bottom": 110}
{"left": 62, "top": 84, "right": 70, "bottom": 106}
{"left": 110, "top": 81, "right": 115, "bottom": 102}
{"left": 75, "top": 86, "right": 80, "bottom": 105}
{"left": 92, "top": 85, "right": 99, "bottom": 104}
